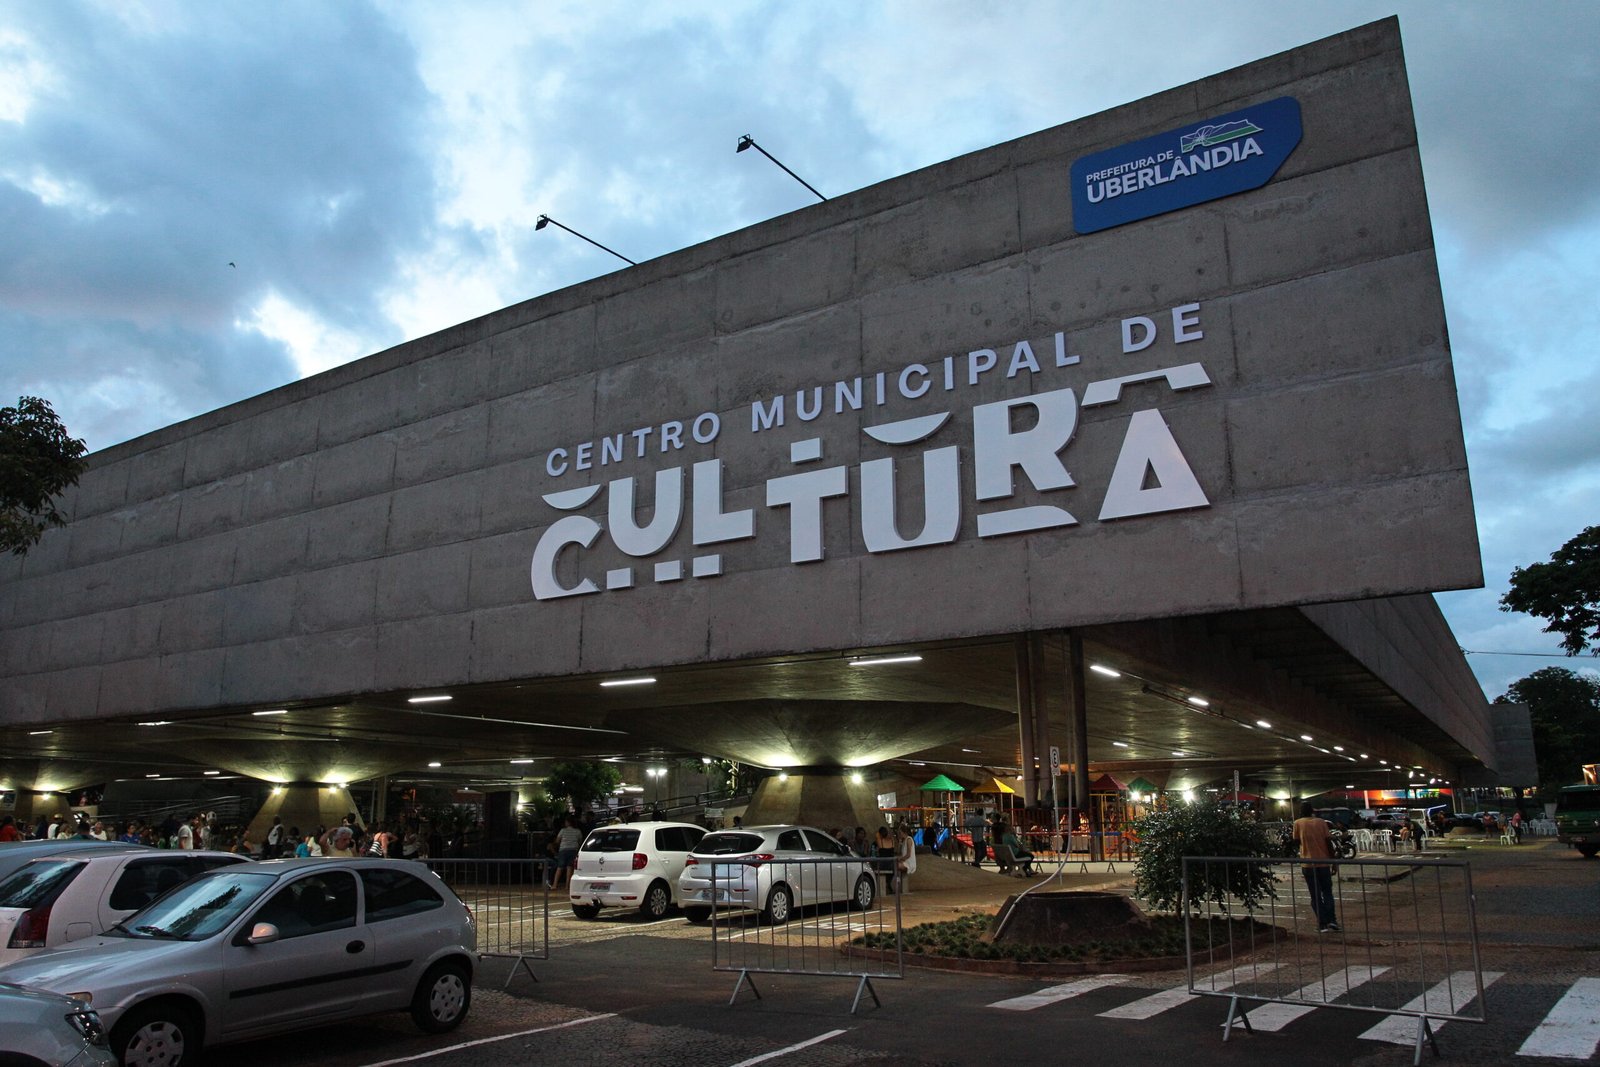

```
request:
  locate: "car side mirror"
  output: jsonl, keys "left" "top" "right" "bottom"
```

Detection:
{"left": 246, "top": 922, "right": 280, "bottom": 945}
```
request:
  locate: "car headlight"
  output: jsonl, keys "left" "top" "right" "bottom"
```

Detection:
{"left": 65, "top": 1008, "right": 109, "bottom": 1047}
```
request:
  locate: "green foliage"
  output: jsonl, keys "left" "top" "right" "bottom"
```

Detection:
{"left": 1495, "top": 667, "right": 1600, "bottom": 792}
{"left": 1501, "top": 526, "right": 1600, "bottom": 656}
{"left": 1130, "top": 798, "right": 1282, "bottom": 912}
{"left": 0, "top": 396, "right": 88, "bottom": 556}
{"left": 541, "top": 760, "right": 622, "bottom": 812}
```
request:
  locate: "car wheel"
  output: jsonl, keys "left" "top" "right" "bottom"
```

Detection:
{"left": 684, "top": 906, "right": 711, "bottom": 924}
{"left": 640, "top": 880, "right": 672, "bottom": 920}
{"left": 762, "top": 883, "right": 793, "bottom": 925}
{"left": 411, "top": 960, "right": 472, "bottom": 1034}
{"left": 852, "top": 873, "right": 876, "bottom": 911}
{"left": 1579, "top": 845, "right": 1598, "bottom": 860}
{"left": 571, "top": 903, "right": 600, "bottom": 920}
{"left": 113, "top": 1001, "right": 201, "bottom": 1067}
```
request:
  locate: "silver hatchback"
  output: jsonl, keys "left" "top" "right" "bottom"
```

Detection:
{"left": 0, "top": 858, "right": 476, "bottom": 1067}
{"left": 678, "top": 825, "right": 874, "bottom": 924}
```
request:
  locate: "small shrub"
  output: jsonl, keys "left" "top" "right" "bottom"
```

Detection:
{"left": 1131, "top": 798, "right": 1282, "bottom": 912}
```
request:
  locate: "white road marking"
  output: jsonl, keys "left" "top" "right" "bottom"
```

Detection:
{"left": 989, "top": 975, "right": 1130, "bottom": 1011}
{"left": 1357, "top": 970, "right": 1501, "bottom": 1044}
{"left": 1244, "top": 965, "right": 1391, "bottom": 1032}
{"left": 1517, "top": 977, "right": 1600, "bottom": 1060}
{"left": 1098, "top": 963, "right": 1282, "bottom": 1020}
{"left": 726, "top": 1029, "right": 849, "bottom": 1066}
{"left": 355, "top": 1013, "right": 616, "bottom": 1067}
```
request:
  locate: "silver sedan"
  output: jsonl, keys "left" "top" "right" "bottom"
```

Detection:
{"left": 0, "top": 858, "right": 476, "bottom": 1067}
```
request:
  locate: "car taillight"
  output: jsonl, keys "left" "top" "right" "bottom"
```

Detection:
{"left": 9, "top": 904, "right": 50, "bottom": 948}
{"left": 632, "top": 853, "right": 648, "bottom": 870}
{"left": 743, "top": 853, "right": 775, "bottom": 867}
{"left": 685, "top": 856, "right": 699, "bottom": 866}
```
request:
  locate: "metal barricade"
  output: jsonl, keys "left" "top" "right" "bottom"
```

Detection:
{"left": 704, "top": 856, "right": 902, "bottom": 1014}
{"left": 425, "top": 857, "right": 550, "bottom": 987}
{"left": 1181, "top": 855, "right": 1484, "bottom": 1065}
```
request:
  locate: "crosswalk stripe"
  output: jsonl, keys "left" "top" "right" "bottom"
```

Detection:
{"left": 1097, "top": 963, "right": 1282, "bottom": 1020}
{"left": 990, "top": 975, "right": 1131, "bottom": 1011}
{"left": 1517, "top": 976, "right": 1600, "bottom": 1060}
{"left": 1244, "top": 965, "right": 1391, "bottom": 1032}
{"left": 1357, "top": 970, "right": 1502, "bottom": 1044}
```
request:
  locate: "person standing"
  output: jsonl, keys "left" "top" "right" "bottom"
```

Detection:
{"left": 0, "top": 816, "right": 19, "bottom": 842}
{"left": 965, "top": 807, "right": 988, "bottom": 868}
{"left": 874, "top": 825, "right": 897, "bottom": 895}
{"left": 176, "top": 814, "right": 196, "bottom": 850}
{"left": 265, "top": 816, "right": 285, "bottom": 859}
{"left": 553, "top": 816, "right": 583, "bottom": 888}
{"left": 895, "top": 823, "right": 918, "bottom": 894}
{"left": 1292, "top": 802, "right": 1339, "bottom": 932}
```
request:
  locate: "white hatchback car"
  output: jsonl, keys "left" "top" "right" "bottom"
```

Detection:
{"left": 0, "top": 849, "right": 248, "bottom": 964}
{"left": 677, "top": 825, "right": 875, "bottom": 925}
{"left": 569, "top": 821, "right": 706, "bottom": 920}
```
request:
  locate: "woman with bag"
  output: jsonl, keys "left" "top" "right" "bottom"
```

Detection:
{"left": 895, "top": 823, "right": 918, "bottom": 894}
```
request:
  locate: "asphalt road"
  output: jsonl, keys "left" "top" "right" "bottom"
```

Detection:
{"left": 206, "top": 841, "right": 1600, "bottom": 1067}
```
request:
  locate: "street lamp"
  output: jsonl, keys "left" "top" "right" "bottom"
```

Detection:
{"left": 534, "top": 215, "right": 636, "bottom": 266}
{"left": 645, "top": 766, "right": 667, "bottom": 806}
{"left": 736, "top": 135, "right": 827, "bottom": 201}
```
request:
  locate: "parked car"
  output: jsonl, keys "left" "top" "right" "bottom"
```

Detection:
{"left": 0, "top": 840, "right": 152, "bottom": 884}
{"left": 0, "top": 981, "right": 116, "bottom": 1066}
{"left": 0, "top": 849, "right": 248, "bottom": 965}
{"left": 678, "top": 825, "right": 875, "bottom": 925}
{"left": 0, "top": 858, "right": 476, "bottom": 1066}
{"left": 569, "top": 821, "right": 706, "bottom": 921}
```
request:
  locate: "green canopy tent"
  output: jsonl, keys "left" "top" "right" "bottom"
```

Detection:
{"left": 918, "top": 774, "right": 966, "bottom": 793}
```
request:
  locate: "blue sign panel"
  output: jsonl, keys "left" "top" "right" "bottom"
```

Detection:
{"left": 1071, "top": 96, "right": 1302, "bottom": 234}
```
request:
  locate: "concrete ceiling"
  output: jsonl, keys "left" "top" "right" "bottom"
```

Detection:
{"left": 0, "top": 603, "right": 1482, "bottom": 803}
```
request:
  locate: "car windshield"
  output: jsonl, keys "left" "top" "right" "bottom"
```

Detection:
{"left": 113, "top": 869, "right": 277, "bottom": 941}
{"left": 582, "top": 829, "right": 640, "bottom": 852}
{"left": 0, "top": 860, "right": 84, "bottom": 908}
{"left": 693, "top": 832, "right": 765, "bottom": 856}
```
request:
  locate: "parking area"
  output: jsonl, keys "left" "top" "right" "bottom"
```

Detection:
{"left": 195, "top": 842, "right": 1599, "bottom": 1067}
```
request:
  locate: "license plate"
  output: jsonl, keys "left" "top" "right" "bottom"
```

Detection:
{"left": 589, "top": 882, "right": 611, "bottom": 891}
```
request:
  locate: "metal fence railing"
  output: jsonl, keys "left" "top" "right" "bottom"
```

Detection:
{"left": 1182, "top": 855, "right": 1484, "bottom": 1066}
{"left": 698, "top": 856, "right": 902, "bottom": 1014}
{"left": 425, "top": 857, "right": 550, "bottom": 987}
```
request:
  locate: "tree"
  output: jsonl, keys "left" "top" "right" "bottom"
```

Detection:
{"left": 0, "top": 396, "right": 89, "bottom": 556}
{"left": 1131, "top": 798, "right": 1283, "bottom": 912}
{"left": 1496, "top": 667, "right": 1600, "bottom": 792}
{"left": 540, "top": 760, "right": 622, "bottom": 813}
{"left": 1501, "top": 526, "right": 1600, "bottom": 656}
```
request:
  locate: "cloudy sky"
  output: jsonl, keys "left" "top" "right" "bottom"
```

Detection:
{"left": 2, "top": 1, "right": 1596, "bottom": 700}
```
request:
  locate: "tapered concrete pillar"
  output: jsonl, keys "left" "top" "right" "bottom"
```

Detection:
{"left": 246, "top": 784, "right": 363, "bottom": 850}
{"left": 741, "top": 773, "right": 884, "bottom": 834}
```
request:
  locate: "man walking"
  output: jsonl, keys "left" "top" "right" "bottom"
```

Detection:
{"left": 1293, "top": 802, "right": 1339, "bottom": 932}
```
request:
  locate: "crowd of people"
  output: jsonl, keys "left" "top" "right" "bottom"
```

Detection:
{"left": 0, "top": 809, "right": 431, "bottom": 860}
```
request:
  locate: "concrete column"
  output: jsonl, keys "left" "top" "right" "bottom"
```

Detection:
{"left": 246, "top": 784, "right": 362, "bottom": 849}
{"left": 1066, "top": 633, "right": 1096, "bottom": 860}
{"left": 1029, "top": 633, "right": 1054, "bottom": 809}
{"left": 741, "top": 772, "right": 883, "bottom": 833}
{"left": 1014, "top": 636, "right": 1038, "bottom": 807}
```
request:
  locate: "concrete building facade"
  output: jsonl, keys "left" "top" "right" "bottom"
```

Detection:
{"left": 1, "top": 19, "right": 1527, "bottom": 822}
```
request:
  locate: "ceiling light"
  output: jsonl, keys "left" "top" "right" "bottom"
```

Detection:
{"left": 961, "top": 748, "right": 981, "bottom": 754}
{"left": 599, "top": 677, "right": 656, "bottom": 688}
{"left": 271, "top": 786, "right": 284, "bottom": 795}
{"left": 1090, "top": 664, "right": 1121, "bottom": 678}
{"left": 203, "top": 770, "right": 220, "bottom": 776}
{"left": 850, "top": 772, "right": 864, "bottom": 784}
{"left": 848, "top": 655, "right": 923, "bottom": 667}
{"left": 1238, "top": 722, "right": 1253, "bottom": 729}
{"left": 145, "top": 773, "right": 160, "bottom": 778}
{"left": 1186, "top": 696, "right": 1209, "bottom": 707}
{"left": 1360, "top": 754, "right": 1369, "bottom": 759}
{"left": 28, "top": 729, "right": 52, "bottom": 735}
{"left": 138, "top": 721, "right": 171, "bottom": 727}
{"left": 1112, "top": 741, "right": 1129, "bottom": 749}
{"left": 1300, "top": 734, "right": 1313, "bottom": 741}
{"left": 1380, "top": 760, "right": 1389, "bottom": 766}
{"left": 253, "top": 709, "right": 288, "bottom": 717}
{"left": 407, "top": 695, "right": 453, "bottom": 704}
{"left": 510, "top": 759, "right": 535, "bottom": 765}
{"left": 777, "top": 772, "right": 789, "bottom": 781}
{"left": 428, "top": 761, "right": 442, "bottom": 768}
{"left": 1333, "top": 745, "right": 1344, "bottom": 752}
{"left": 1256, "top": 720, "right": 1272, "bottom": 729}
{"left": 1171, "top": 750, "right": 1186, "bottom": 757}
{"left": 701, "top": 757, "right": 712, "bottom": 764}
